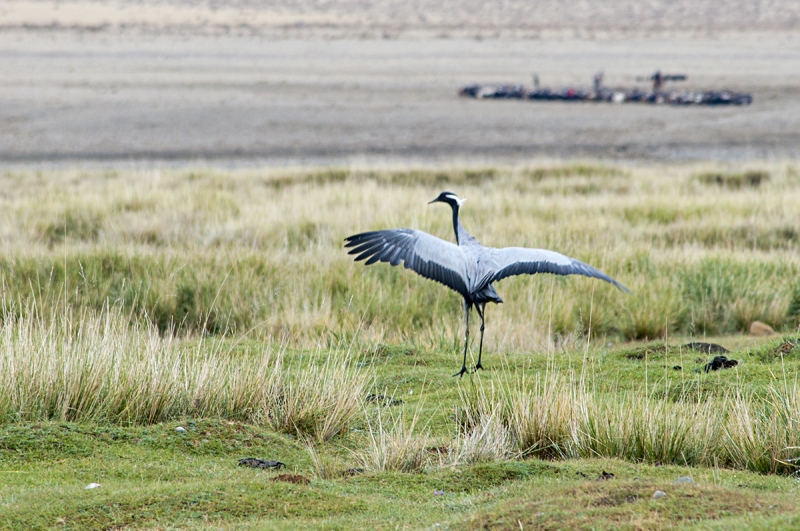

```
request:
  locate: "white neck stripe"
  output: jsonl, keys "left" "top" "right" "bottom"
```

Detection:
{"left": 445, "top": 194, "right": 466, "bottom": 206}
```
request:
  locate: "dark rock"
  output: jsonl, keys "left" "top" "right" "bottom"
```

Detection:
{"left": 684, "top": 342, "right": 729, "bottom": 354}
{"left": 238, "top": 458, "right": 286, "bottom": 469}
{"left": 704, "top": 356, "right": 739, "bottom": 372}
{"left": 672, "top": 365, "right": 682, "bottom": 371}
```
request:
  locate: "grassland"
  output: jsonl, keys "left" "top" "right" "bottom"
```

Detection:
{"left": 2, "top": 161, "right": 800, "bottom": 529}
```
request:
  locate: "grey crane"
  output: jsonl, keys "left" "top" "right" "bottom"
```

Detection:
{"left": 344, "top": 191, "right": 629, "bottom": 378}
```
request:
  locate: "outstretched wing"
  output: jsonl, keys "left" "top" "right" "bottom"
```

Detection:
{"left": 344, "top": 229, "right": 470, "bottom": 297}
{"left": 486, "top": 247, "right": 630, "bottom": 292}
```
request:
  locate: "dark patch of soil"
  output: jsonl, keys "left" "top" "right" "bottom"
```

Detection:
{"left": 272, "top": 473, "right": 311, "bottom": 485}
{"left": 684, "top": 342, "right": 729, "bottom": 354}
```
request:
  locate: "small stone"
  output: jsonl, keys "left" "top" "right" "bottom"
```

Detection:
{"left": 85, "top": 483, "right": 101, "bottom": 490}
{"left": 653, "top": 490, "right": 667, "bottom": 499}
{"left": 750, "top": 321, "right": 776, "bottom": 337}
{"left": 175, "top": 426, "right": 187, "bottom": 433}
{"left": 674, "top": 476, "right": 694, "bottom": 484}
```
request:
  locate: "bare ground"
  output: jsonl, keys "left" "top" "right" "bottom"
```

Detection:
{"left": 0, "top": 1, "right": 799, "bottom": 165}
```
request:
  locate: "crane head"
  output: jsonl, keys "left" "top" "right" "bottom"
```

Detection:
{"left": 429, "top": 191, "right": 466, "bottom": 207}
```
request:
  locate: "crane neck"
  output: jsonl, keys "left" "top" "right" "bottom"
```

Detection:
{"left": 450, "top": 204, "right": 473, "bottom": 245}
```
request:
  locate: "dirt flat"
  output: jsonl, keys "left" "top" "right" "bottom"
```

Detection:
{"left": 0, "top": 1, "right": 798, "bottom": 165}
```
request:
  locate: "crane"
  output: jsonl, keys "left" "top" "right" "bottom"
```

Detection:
{"left": 344, "top": 191, "right": 629, "bottom": 377}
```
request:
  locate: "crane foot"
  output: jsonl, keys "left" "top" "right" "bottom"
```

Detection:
{"left": 452, "top": 366, "right": 469, "bottom": 378}
{"left": 474, "top": 362, "right": 484, "bottom": 371}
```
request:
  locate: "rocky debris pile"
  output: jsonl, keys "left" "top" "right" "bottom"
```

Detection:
{"left": 459, "top": 71, "right": 752, "bottom": 106}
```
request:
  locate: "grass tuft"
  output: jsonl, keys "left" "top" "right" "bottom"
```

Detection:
{"left": 0, "top": 305, "right": 369, "bottom": 441}
{"left": 354, "top": 407, "right": 429, "bottom": 472}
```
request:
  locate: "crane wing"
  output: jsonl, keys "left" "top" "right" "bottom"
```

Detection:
{"left": 486, "top": 247, "right": 630, "bottom": 292}
{"left": 344, "top": 229, "right": 470, "bottom": 297}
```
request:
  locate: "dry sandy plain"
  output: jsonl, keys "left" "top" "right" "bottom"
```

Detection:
{"left": 0, "top": 0, "right": 799, "bottom": 165}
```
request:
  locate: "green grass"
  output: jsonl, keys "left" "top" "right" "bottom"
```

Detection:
{"left": 2, "top": 421, "right": 800, "bottom": 529}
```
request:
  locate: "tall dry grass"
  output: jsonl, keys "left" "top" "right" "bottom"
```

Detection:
{"left": 0, "top": 304, "right": 369, "bottom": 441}
{"left": 458, "top": 371, "right": 800, "bottom": 474}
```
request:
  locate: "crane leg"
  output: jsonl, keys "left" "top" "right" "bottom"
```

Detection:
{"left": 453, "top": 300, "right": 471, "bottom": 378}
{"left": 475, "top": 303, "right": 486, "bottom": 371}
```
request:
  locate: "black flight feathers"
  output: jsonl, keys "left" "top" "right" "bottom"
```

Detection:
{"left": 344, "top": 230, "right": 470, "bottom": 296}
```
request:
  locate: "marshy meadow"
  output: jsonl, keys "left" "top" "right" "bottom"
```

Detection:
{"left": 2, "top": 161, "right": 800, "bottom": 529}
